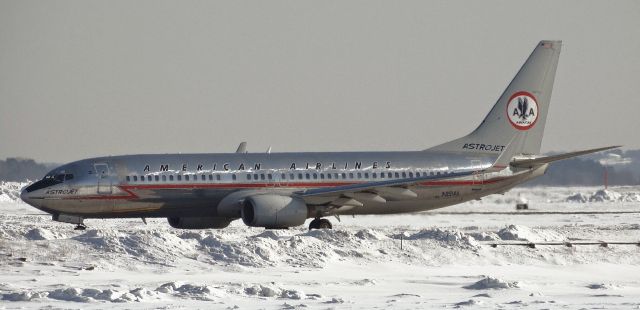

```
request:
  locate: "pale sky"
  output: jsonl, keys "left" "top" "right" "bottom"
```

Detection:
{"left": 1, "top": 0, "right": 639, "bottom": 163}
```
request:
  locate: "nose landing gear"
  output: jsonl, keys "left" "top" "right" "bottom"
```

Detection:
{"left": 308, "top": 218, "right": 332, "bottom": 230}
{"left": 53, "top": 214, "right": 86, "bottom": 230}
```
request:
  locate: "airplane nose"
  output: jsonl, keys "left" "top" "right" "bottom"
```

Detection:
{"left": 20, "top": 188, "right": 32, "bottom": 204}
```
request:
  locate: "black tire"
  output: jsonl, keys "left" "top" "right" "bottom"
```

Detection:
{"left": 317, "top": 219, "right": 332, "bottom": 229}
{"left": 308, "top": 218, "right": 320, "bottom": 230}
{"left": 309, "top": 218, "right": 332, "bottom": 230}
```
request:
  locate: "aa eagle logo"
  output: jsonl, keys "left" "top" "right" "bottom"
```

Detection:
{"left": 506, "top": 91, "right": 538, "bottom": 130}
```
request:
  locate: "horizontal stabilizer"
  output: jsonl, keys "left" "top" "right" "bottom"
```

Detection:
{"left": 510, "top": 146, "right": 621, "bottom": 168}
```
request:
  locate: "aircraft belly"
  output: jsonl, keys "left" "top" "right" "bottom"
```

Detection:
{"left": 41, "top": 199, "right": 114, "bottom": 215}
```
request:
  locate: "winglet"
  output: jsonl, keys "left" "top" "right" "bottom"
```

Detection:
{"left": 235, "top": 142, "right": 247, "bottom": 153}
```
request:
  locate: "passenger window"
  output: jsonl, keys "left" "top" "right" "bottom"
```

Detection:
{"left": 364, "top": 173, "right": 369, "bottom": 178}
{"left": 247, "top": 174, "right": 252, "bottom": 180}
{"left": 313, "top": 173, "right": 317, "bottom": 179}
{"left": 379, "top": 173, "right": 384, "bottom": 179}
{"left": 402, "top": 172, "right": 406, "bottom": 178}
{"left": 327, "top": 173, "right": 332, "bottom": 179}
{"left": 388, "top": 172, "right": 392, "bottom": 178}
{"left": 162, "top": 175, "right": 167, "bottom": 181}
{"left": 253, "top": 174, "right": 258, "bottom": 180}
{"left": 416, "top": 172, "right": 420, "bottom": 177}
{"left": 394, "top": 172, "right": 400, "bottom": 178}
{"left": 268, "top": 174, "right": 272, "bottom": 180}
{"left": 437, "top": 172, "right": 441, "bottom": 175}
{"left": 185, "top": 175, "right": 190, "bottom": 181}
{"left": 290, "top": 173, "right": 294, "bottom": 180}
{"left": 126, "top": 176, "right": 131, "bottom": 182}
{"left": 349, "top": 173, "right": 354, "bottom": 179}
{"left": 372, "top": 173, "right": 377, "bottom": 179}
{"left": 216, "top": 175, "right": 221, "bottom": 181}
{"left": 305, "top": 173, "right": 310, "bottom": 179}
{"left": 148, "top": 175, "right": 153, "bottom": 181}
{"left": 298, "top": 173, "right": 303, "bottom": 179}
{"left": 342, "top": 173, "right": 346, "bottom": 179}
{"left": 260, "top": 174, "right": 265, "bottom": 180}
{"left": 334, "top": 173, "right": 339, "bottom": 179}
{"left": 320, "top": 173, "right": 325, "bottom": 179}
{"left": 357, "top": 173, "right": 362, "bottom": 179}
{"left": 232, "top": 174, "right": 237, "bottom": 180}
{"left": 281, "top": 173, "right": 286, "bottom": 179}
{"left": 169, "top": 175, "right": 174, "bottom": 181}
{"left": 133, "top": 176, "right": 138, "bottom": 181}
{"left": 409, "top": 172, "right": 413, "bottom": 178}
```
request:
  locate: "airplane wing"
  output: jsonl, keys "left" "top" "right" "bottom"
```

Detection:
{"left": 295, "top": 170, "right": 477, "bottom": 207}
{"left": 510, "top": 145, "right": 621, "bottom": 169}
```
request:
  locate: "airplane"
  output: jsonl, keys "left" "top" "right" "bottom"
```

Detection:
{"left": 21, "top": 40, "right": 619, "bottom": 231}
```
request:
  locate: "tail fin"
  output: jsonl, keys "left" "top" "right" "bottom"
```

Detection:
{"left": 429, "top": 40, "right": 562, "bottom": 156}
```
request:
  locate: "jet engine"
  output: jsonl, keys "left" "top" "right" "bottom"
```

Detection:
{"left": 241, "top": 195, "right": 308, "bottom": 228}
{"left": 167, "top": 217, "right": 232, "bottom": 229}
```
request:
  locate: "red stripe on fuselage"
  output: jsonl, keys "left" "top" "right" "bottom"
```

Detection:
{"left": 62, "top": 177, "right": 509, "bottom": 201}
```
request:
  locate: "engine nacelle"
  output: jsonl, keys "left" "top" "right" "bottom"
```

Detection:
{"left": 167, "top": 217, "right": 232, "bottom": 229}
{"left": 241, "top": 195, "right": 308, "bottom": 228}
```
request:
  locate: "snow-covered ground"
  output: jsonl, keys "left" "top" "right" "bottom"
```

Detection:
{"left": 1, "top": 182, "right": 640, "bottom": 309}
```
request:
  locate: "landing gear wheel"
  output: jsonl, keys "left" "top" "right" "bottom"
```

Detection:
{"left": 74, "top": 223, "right": 86, "bottom": 231}
{"left": 309, "top": 218, "right": 332, "bottom": 230}
{"left": 317, "top": 219, "right": 332, "bottom": 229}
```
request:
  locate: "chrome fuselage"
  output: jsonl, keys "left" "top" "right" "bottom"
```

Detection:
{"left": 21, "top": 150, "right": 545, "bottom": 220}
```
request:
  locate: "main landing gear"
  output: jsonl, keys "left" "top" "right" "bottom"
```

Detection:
{"left": 308, "top": 218, "right": 332, "bottom": 230}
{"left": 74, "top": 223, "right": 87, "bottom": 231}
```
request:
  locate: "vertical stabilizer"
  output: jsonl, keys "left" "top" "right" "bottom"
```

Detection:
{"left": 428, "top": 41, "right": 562, "bottom": 156}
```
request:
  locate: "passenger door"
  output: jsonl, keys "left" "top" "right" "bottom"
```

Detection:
{"left": 94, "top": 163, "right": 112, "bottom": 194}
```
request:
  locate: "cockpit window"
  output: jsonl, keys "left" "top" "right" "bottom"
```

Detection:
{"left": 24, "top": 172, "right": 75, "bottom": 193}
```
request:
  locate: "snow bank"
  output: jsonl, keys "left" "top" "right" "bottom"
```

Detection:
{"left": 25, "top": 228, "right": 59, "bottom": 240}
{"left": 156, "top": 282, "right": 222, "bottom": 301}
{"left": 1, "top": 291, "right": 45, "bottom": 301}
{"left": 464, "top": 277, "right": 519, "bottom": 290}
{"left": 1, "top": 282, "right": 310, "bottom": 303}
{"left": 454, "top": 299, "right": 484, "bottom": 307}
{"left": 497, "top": 225, "right": 563, "bottom": 242}
{"left": 406, "top": 228, "right": 478, "bottom": 248}
{"left": 243, "top": 284, "right": 305, "bottom": 300}
{"left": 566, "top": 189, "right": 640, "bottom": 203}
{"left": 2, "top": 282, "right": 227, "bottom": 303}
{"left": 587, "top": 283, "right": 621, "bottom": 290}
{"left": 0, "top": 181, "right": 27, "bottom": 202}
{"left": 589, "top": 189, "right": 622, "bottom": 202}
{"left": 566, "top": 192, "right": 589, "bottom": 203}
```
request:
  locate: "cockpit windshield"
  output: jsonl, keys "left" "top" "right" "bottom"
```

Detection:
{"left": 24, "top": 173, "right": 74, "bottom": 192}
